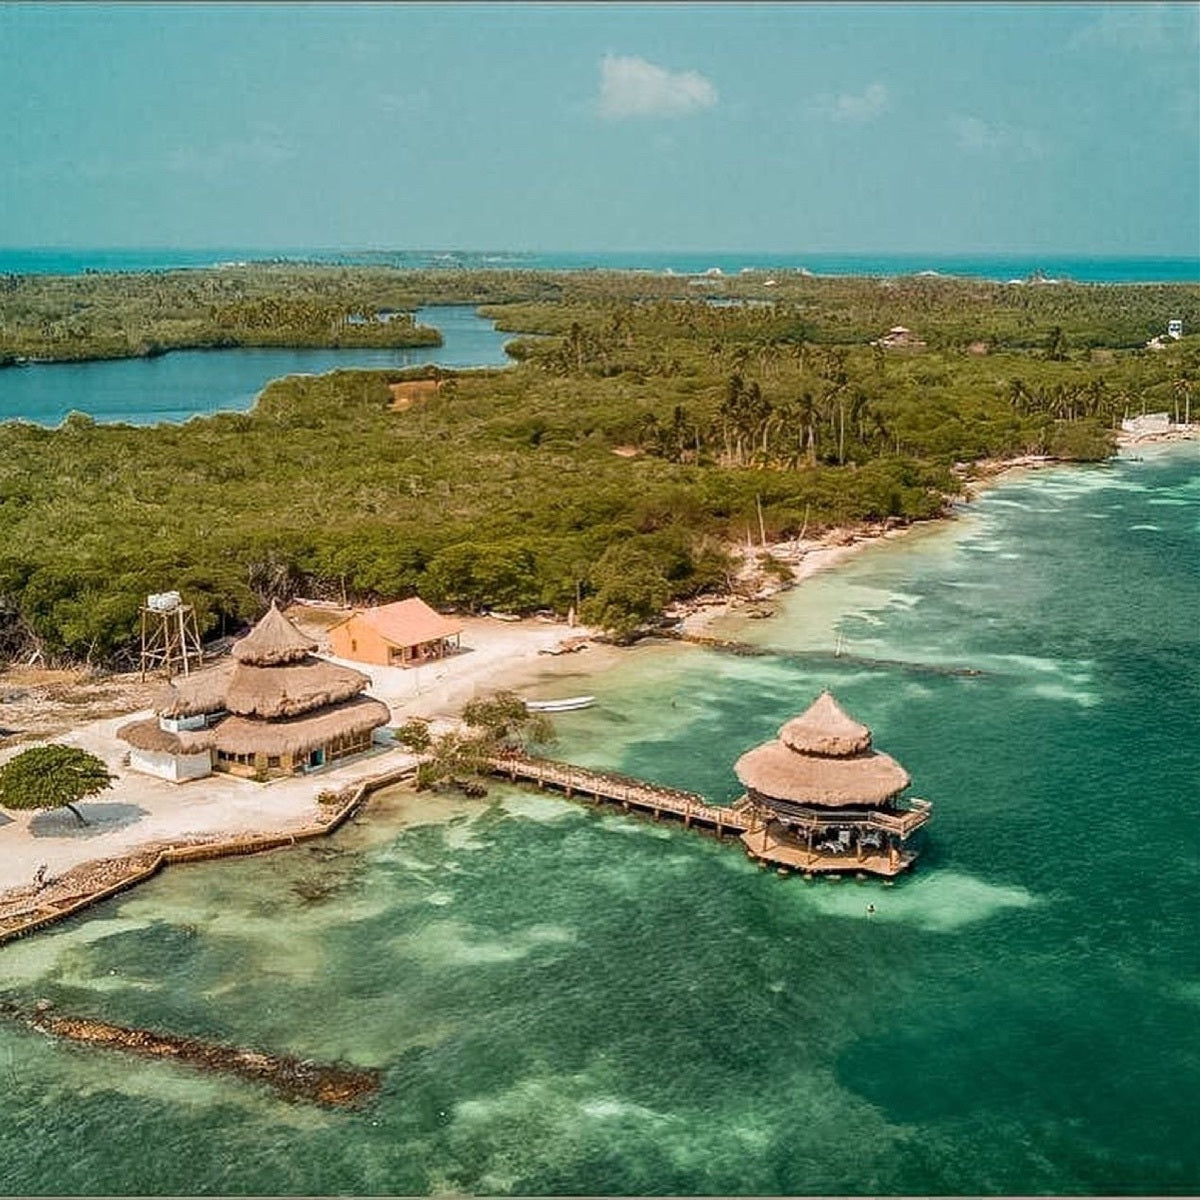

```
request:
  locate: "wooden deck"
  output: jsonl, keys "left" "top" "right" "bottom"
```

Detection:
{"left": 486, "top": 754, "right": 753, "bottom": 834}
{"left": 738, "top": 824, "right": 916, "bottom": 877}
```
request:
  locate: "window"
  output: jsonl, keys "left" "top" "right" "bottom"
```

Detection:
{"left": 267, "top": 755, "right": 280, "bottom": 768}
{"left": 351, "top": 639, "right": 357, "bottom": 652}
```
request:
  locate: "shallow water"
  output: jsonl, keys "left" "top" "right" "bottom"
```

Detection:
{"left": 1, "top": 447, "right": 1198, "bottom": 1195}
{"left": 0, "top": 305, "right": 512, "bottom": 426}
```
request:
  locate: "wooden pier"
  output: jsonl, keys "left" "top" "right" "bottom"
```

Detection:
{"left": 486, "top": 753, "right": 753, "bottom": 835}
{"left": 486, "top": 753, "right": 927, "bottom": 877}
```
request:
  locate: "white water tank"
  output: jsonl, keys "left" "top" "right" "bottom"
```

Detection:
{"left": 147, "top": 591, "right": 182, "bottom": 613}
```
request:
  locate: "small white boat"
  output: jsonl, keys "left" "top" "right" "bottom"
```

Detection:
{"left": 524, "top": 695, "right": 595, "bottom": 713}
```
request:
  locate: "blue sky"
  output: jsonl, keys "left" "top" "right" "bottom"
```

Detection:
{"left": 2, "top": 2, "right": 1197, "bottom": 255}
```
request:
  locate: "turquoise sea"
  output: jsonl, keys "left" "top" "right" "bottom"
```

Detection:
{"left": 2, "top": 247, "right": 1197, "bottom": 283}
{"left": 0, "top": 445, "right": 1197, "bottom": 1196}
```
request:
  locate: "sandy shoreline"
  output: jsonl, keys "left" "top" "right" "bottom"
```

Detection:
{"left": 0, "top": 614, "right": 618, "bottom": 910}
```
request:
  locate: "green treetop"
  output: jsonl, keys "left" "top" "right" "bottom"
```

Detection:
{"left": 0, "top": 745, "right": 115, "bottom": 825}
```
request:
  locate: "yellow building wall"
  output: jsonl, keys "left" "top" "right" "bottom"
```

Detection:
{"left": 329, "top": 614, "right": 395, "bottom": 666}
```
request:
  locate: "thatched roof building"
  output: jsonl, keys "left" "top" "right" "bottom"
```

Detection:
{"left": 735, "top": 691, "right": 910, "bottom": 807}
{"left": 119, "top": 602, "right": 390, "bottom": 782}
{"left": 734, "top": 691, "right": 930, "bottom": 876}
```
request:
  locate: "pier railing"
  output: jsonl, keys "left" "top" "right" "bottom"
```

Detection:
{"left": 486, "top": 753, "right": 930, "bottom": 878}
{"left": 485, "top": 753, "right": 753, "bottom": 833}
{"left": 485, "top": 754, "right": 931, "bottom": 839}
{"left": 749, "top": 794, "right": 932, "bottom": 837}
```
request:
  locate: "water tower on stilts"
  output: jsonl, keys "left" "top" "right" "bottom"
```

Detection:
{"left": 139, "top": 591, "right": 203, "bottom": 680}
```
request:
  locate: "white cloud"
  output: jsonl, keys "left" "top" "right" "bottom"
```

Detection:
{"left": 596, "top": 54, "right": 718, "bottom": 120}
{"left": 948, "top": 115, "right": 1047, "bottom": 159}
{"left": 809, "top": 82, "right": 890, "bottom": 124}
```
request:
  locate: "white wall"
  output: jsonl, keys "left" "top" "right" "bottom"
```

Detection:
{"left": 159, "top": 714, "right": 208, "bottom": 734}
{"left": 129, "top": 747, "right": 212, "bottom": 783}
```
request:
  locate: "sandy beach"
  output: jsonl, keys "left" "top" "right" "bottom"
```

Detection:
{"left": 0, "top": 612, "right": 616, "bottom": 911}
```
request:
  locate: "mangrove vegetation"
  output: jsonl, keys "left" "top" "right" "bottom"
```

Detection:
{"left": 0, "top": 266, "right": 1196, "bottom": 664}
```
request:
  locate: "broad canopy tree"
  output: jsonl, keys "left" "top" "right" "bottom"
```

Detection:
{"left": 416, "top": 691, "right": 555, "bottom": 792}
{"left": 0, "top": 744, "right": 114, "bottom": 825}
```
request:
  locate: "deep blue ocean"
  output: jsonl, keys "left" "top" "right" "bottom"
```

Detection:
{"left": 2, "top": 247, "right": 1197, "bottom": 284}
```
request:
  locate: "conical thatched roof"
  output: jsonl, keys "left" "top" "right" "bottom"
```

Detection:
{"left": 779, "top": 690, "right": 872, "bottom": 757}
{"left": 734, "top": 691, "right": 910, "bottom": 807}
{"left": 157, "top": 660, "right": 236, "bottom": 718}
{"left": 224, "top": 658, "right": 370, "bottom": 720}
{"left": 211, "top": 696, "right": 390, "bottom": 757}
{"left": 232, "top": 602, "right": 317, "bottom": 666}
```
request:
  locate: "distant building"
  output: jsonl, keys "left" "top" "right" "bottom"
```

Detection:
{"left": 118, "top": 603, "right": 389, "bottom": 781}
{"left": 1121, "top": 412, "right": 1171, "bottom": 435}
{"left": 328, "top": 598, "right": 463, "bottom": 668}
{"left": 1167, "top": 319, "right": 1183, "bottom": 340}
{"left": 389, "top": 379, "right": 442, "bottom": 410}
{"left": 873, "top": 325, "right": 926, "bottom": 350}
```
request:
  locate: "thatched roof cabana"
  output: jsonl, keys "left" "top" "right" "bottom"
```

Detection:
{"left": 734, "top": 690, "right": 910, "bottom": 807}
{"left": 120, "top": 603, "right": 390, "bottom": 779}
{"left": 223, "top": 658, "right": 370, "bottom": 720}
{"left": 157, "top": 660, "right": 235, "bottom": 718}
{"left": 212, "top": 696, "right": 391, "bottom": 758}
{"left": 116, "top": 717, "right": 214, "bottom": 755}
{"left": 232, "top": 601, "right": 317, "bottom": 666}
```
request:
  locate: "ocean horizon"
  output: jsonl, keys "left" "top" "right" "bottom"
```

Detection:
{"left": 1, "top": 247, "right": 1197, "bottom": 284}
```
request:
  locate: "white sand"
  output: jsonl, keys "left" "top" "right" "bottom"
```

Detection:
{"left": 320, "top": 614, "right": 605, "bottom": 728}
{"left": 0, "top": 616, "right": 599, "bottom": 899}
{"left": 678, "top": 526, "right": 919, "bottom": 637}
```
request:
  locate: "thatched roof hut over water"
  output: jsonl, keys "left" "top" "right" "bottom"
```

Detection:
{"left": 735, "top": 691, "right": 909, "bottom": 807}
{"left": 733, "top": 691, "right": 930, "bottom": 877}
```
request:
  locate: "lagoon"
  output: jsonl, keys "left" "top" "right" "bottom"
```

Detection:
{"left": 0, "top": 445, "right": 1196, "bottom": 1195}
{"left": 0, "top": 305, "right": 512, "bottom": 427}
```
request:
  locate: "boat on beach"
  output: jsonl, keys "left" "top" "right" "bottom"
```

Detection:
{"left": 524, "top": 695, "right": 595, "bottom": 713}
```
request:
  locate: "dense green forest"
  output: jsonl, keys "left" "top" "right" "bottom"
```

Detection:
{"left": 0, "top": 266, "right": 448, "bottom": 363}
{"left": 5, "top": 263, "right": 1199, "bottom": 362}
{"left": 0, "top": 265, "right": 1196, "bottom": 665}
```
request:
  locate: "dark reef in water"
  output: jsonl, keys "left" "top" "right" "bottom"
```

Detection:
{"left": 0, "top": 999, "right": 381, "bottom": 1107}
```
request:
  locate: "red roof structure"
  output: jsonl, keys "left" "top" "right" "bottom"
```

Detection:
{"left": 328, "top": 598, "right": 463, "bottom": 667}
{"left": 354, "top": 599, "right": 461, "bottom": 646}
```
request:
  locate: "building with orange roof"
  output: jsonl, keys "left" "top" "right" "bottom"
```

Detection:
{"left": 328, "top": 598, "right": 463, "bottom": 668}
